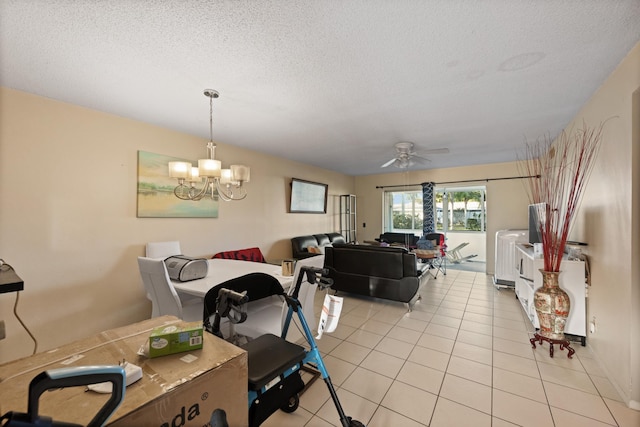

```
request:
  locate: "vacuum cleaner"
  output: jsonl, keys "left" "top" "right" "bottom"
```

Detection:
{"left": 0, "top": 365, "right": 125, "bottom": 427}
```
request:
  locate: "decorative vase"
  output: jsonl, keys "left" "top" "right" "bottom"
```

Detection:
{"left": 534, "top": 270, "right": 571, "bottom": 340}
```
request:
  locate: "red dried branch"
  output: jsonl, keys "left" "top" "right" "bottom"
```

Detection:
{"left": 518, "top": 121, "right": 604, "bottom": 272}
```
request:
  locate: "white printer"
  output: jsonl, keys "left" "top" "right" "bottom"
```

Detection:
{"left": 164, "top": 256, "right": 208, "bottom": 282}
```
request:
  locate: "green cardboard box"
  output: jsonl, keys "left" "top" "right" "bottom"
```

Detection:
{"left": 149, "top": 321, "right": 203, "bottom": 358}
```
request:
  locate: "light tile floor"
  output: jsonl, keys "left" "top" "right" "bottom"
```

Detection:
{"left": 262, "top": 269, "right": 640, "bottom": 427}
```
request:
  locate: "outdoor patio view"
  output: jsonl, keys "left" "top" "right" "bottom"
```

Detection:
{"left": 383, "top": 187, "right": 487, "bottom": 265}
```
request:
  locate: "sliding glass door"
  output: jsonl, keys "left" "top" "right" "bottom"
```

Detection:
{"left": 435, "top": 187, "right": 486, "bottom": 233}
{"left": 383, "top": 186, "right": 486, "bottom": 258}
{"left": 436, "top": 186, "right": 487, "bottom": 263}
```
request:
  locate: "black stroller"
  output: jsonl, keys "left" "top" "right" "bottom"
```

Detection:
{"left": 203, "top": 267, "right": 365, "bottom": 427}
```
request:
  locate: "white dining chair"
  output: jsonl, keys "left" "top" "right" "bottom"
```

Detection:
{"left": 144, "top": 240, "right": 202, "bottom": 305}
{"left": 137, "top": 256, "right": 201, "bottom": 322}
{"left": 145, "top": 241, "right": 181, "bottom": 259}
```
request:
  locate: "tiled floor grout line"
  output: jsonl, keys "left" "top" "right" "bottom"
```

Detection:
{"left": 473, "top": 277, "right": 499, "bottom": 427}
{"left": 490, "top": 282, "right": 498, "bottom": 427}
{"left": 429, "top": 276, "right": 475, "bottom": 426}
{"left": 418, "top": 276, "right": 460, "bottom": 426}
{"left": 574, "top": 351, "right": 622, "bottom": 427}
{"left": 488, "top": 277, "right": 547, "bottom": 427}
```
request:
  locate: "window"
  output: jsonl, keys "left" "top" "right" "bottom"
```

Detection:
{"left": 436, "top": 187, "right": 486, "bottom": 232}
{"left": 383, "top": 190, "right": 423, "bottom": 234}
{"left": 384, "top": 186, "right": 487, "bottom": 235}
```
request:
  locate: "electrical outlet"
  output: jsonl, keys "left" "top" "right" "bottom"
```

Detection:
{"left": 590, "top": 316, "right": 597, "bottom": 334}
{"left": 0, "top": 320, "right": 5, "bottom": 340}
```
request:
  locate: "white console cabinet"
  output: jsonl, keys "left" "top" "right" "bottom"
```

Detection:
{"left": 514, "top": 244, "right": 587, "bottom": 345}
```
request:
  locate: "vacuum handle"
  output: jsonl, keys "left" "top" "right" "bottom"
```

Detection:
{"left": 28, "top": 366, "right": 126, "bottom": 427}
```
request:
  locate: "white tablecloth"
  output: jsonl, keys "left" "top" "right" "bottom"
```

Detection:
{"left": 172, "top": 258, "right": 293, "bottom": 297}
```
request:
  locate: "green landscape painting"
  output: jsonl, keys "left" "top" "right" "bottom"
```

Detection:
{"left": 137, "top": 151, "right": 219, "bottom": 218}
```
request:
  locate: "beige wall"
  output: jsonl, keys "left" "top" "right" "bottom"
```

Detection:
{"left": 564, "top": 42, "right": 640, "bottom": 409}
{"left": 354, "top": 162, "right": 532, "bottom": 274}
{"left": 0, "top": 87, "right": 354, "bottom": 363}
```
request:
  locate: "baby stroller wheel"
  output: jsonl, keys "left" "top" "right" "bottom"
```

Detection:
{"left": 280, "top": 394, "right": 300, "bottom": 413}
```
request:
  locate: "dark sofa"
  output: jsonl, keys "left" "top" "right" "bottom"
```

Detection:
{"left": 377, "top": 232, "right": 419, "bottom": 249}
{"left": 324, "top": 244, "right": 427, "bottom": 305}
{"left": 291, "top": 232, "right": 346, "bottom": 259}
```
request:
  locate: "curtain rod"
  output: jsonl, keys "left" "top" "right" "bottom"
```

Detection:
{"left": 375, "top": 174, "right": 539, "bottom": 189}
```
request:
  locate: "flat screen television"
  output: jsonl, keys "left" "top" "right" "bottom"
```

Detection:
{"left": 289, "top": 178, "right": 328, "bottom": 214}
{"left": 528, "top": 203, "right": 547, "bottom": 244}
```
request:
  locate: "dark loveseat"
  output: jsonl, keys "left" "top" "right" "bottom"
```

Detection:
{"left": 291, "top": 232, "right": 346, "bottom": 259}
{"left": 324, "top": 244, "right": 427, "bottom": 305}
{"left": 377, "top": 232, "right": 419, "bottom": 249}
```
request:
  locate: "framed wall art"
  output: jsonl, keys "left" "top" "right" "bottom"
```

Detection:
{"left": 137, "top": 150, "right": 219, "bottom": 218}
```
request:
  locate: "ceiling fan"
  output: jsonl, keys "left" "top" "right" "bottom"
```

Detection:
{"left": 381, "top": 141, "right": 450, "bottom": 168}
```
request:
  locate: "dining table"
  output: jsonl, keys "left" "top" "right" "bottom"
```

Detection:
{"left": 171, "top": 258, "right": 294, "bottom": 298}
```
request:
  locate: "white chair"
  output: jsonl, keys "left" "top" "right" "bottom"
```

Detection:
{"left": 145, "top": 241, "right": 181, "bottom": 259}
{"left": 144, "top": 240, "right": 201, "bottom": 305}
{"left": 137, "top": 256, "right": 201, "bottom": 322}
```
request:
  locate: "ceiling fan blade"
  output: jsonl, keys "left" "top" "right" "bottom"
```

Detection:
{"left": 382, "top": 142, "right": 447, "bottom": 169}
{"left": 422, "top": 148, "right": 450, "bottom": 155}
{"left": 411, "top": 155, "right": 431, "bottom": 163}
{"left": 381, "top": 158, "right": 397, "bottom": 168}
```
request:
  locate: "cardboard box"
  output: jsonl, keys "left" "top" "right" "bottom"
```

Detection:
{"left": 149, "top": 321, "right": 203, "bottom": 358}
{"left": 0, "top": 316, "right": 248, "bottom": 426}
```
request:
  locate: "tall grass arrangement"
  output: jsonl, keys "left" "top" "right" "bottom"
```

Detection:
{"left": 518, "top": 122, "right": 605, "bottom": 272}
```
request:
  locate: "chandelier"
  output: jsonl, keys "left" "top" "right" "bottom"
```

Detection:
{"left": 168, "top": 89, "right": 250, "bottom": 202}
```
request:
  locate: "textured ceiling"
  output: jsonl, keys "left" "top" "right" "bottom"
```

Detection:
{"left": 1, "top": 1, "right": 639, "bottom": 176}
